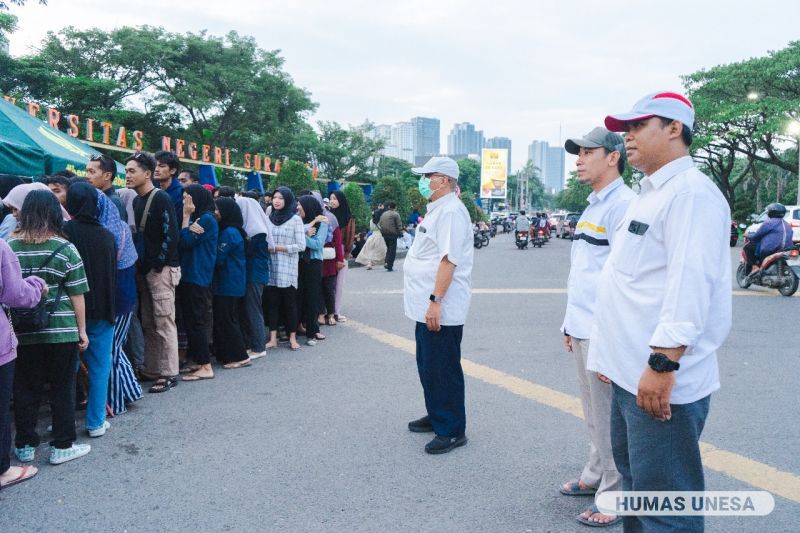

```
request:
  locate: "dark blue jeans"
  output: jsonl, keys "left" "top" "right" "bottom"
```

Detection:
{"left": 0, "top": 359, "right": 14, "bottom": 484}
{"left": 415, "top": 322, "right": 465, "bottom": 438}
{"left": 611, "top": 383, "right": 710, "bottom": 533}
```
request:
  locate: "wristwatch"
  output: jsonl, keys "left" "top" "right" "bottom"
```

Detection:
{"left": 429, "top": 294, "right": 443, "bottom": 304}
{"left": 648, "top": 352, "right": 680, "bottom": 373}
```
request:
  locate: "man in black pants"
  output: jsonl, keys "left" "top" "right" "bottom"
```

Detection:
{"left": 379, "top": 202, "right": 404, "bottom": 272}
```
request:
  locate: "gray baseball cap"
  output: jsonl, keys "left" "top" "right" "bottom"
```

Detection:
{"left": 564, "top": 127, "right": 626, "bottom": 157}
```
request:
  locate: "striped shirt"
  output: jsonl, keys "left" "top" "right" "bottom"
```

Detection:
{"left": 266, "top": 215, "right": 306, "bottom": 288}
{"left": 8, "top": 236, "right": 90, "bottom": 345}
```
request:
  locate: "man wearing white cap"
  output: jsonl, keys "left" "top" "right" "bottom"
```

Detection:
{"left": 587, "top": 92, "right": 731, "bottom": 532}
{"left": 404, "top": 156, "right": 473, "bottom": 455}
{"left": 559, "top": 127, "right": 634, "bottom": 528}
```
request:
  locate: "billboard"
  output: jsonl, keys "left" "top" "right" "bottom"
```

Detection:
{"left": 480, "top": 148, "right": 508, "bottom": 199}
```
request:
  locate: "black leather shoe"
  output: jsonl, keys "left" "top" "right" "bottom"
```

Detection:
{"left": 407, "top": 415, "right": 434, "bottom": 433}
{"left": 425, "top": 434, "right": 467, "bottom": 454}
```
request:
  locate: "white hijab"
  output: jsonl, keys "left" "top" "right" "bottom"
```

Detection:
{"left": 235, "top": 196, "right": 271, "bottom": 245}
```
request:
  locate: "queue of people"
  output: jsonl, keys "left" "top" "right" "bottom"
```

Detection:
{"left": 0, "top": 150, "right": 355, "bottom": 490}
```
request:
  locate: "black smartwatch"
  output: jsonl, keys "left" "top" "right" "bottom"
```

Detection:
{"left": 430, "top": 294, "right": 443, "bottom": 304}
{"left": 648, "top": 352, "right": 680, "bottom": 373}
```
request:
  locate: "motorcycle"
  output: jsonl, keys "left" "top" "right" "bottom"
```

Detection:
{"left": 568, "top": 225, "right": 576, "bottom": 240}
{"left": 736, "top": 240, "right": 800, "bottom": 296}
{"left": 515, "top": 230, "right": 529, "bottom": 249}
{"left": 532, "top": 228, "right": 545, "bottom": 248}
{"left": 478, "top": 229, "right": 490, "bottom": 247}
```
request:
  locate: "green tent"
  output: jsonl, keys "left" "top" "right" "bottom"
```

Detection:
{"left": 0, "top": 99, "right": 124, "bottom": 180}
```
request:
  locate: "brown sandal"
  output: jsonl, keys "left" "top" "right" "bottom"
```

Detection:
{"left": 223, "top": 359, "right": 252, "bottom": 369}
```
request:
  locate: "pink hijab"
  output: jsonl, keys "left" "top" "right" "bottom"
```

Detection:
{"left": 2, "top": 182, "right": 70, "bottom": 220}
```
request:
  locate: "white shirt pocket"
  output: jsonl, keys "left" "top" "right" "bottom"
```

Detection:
{"left": 614, "top": 227, "right": 647, "bottom": 277}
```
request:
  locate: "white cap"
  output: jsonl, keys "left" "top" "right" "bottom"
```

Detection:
{"left": 411, "top": 156, "right": 459, "bottom": 180}
{"left": 605, "top": 91, "right": 695, "bottom": 132}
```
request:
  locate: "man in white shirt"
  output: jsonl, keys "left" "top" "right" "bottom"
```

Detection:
{"left": 588, "top": 92, "right": 732, "bottom": 532}
{"left": 404, "top": 157, "right": 474, "bottom": 455}
{"left": 559, "top": 127, "right": 635, "bottom": 528}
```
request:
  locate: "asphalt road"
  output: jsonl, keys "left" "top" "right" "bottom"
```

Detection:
{"left": 2, "top": 232, "right": 798, "bottom": 532}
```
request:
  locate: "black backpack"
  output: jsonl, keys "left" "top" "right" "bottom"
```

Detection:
{"left": 9, "top": 242, "right": 70, "bottom": 334}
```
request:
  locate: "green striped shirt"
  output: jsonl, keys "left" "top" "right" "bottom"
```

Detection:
{"left": 8, "top": 236, "right": 90, "bottom": 345}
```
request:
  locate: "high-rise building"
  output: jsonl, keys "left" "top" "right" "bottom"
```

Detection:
{"left": 410, "top": 117, "right": 440, "bottom": 159}
{"left": 546, "top": 146, "right": 566, "bottom": 193}
{"left": 390, "top": 122, "right": 415, "bottom": 164}
{"left": 447, "top": 122, "right": 484, "bottom": 158}
{"left": 527, "top": 140, "right": 565, "bottom": 193}
{"left": 485, "top": 136, "right": 512, "bottom": 172}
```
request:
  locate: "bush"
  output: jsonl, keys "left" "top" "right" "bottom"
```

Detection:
{"left": 271, "top": 160, "right": 316, "bottom": 195}
{"left": 343, "top": 183, "right": 370, "bottom": 232}
{"left": 371, "top": 176, "right": 410, "bottom": 220}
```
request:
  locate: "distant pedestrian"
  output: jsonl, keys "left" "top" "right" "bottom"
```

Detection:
{"left": 559, "top": 127, "right": 634, "bottom": 528}
{"left": 588, "top": 92, "right": 732, "bottom": 532}
{"left": 379, "top": 202, "right": 403, "bottom": 272}
{"left": 404, "top": 157, "right": 473, "bottom": 455}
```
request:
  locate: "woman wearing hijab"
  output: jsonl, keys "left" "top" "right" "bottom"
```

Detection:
{"left": 96, "top": 192, "right": 142, "bottom": 414}
{"left": 10, "top": 190, "right": 91, "bottom": 465}
{"left": 1, "top": 182, "right": 69, "bottom": 240}
{"left": 321, "top": 213, "right": 345, "bottom": 326}
{"left": 355, "top": 211, "right": 387, "bottom": 270}
{"left": 296, "top": 195, "right": 328, "bottom": 346}
{"left": 176, "top": 185, "right": 219, "bottom": 381}
{"left": 329, "top": 191, "right": 355, "bottom": 322}
{"left": 213, "top": 197, "right": 250, "bottom": 368}
{"left": 64, "top": 183, "right": 117, "bottom": 438}
{"left": 265, "top": 187, "right": 306, "bottom": 351}
{"left": 235, "top": 196, "right": 270, "bottom": 359}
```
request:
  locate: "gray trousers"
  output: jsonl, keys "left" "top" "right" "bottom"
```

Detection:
{"left": 572, "top": 337, "right": 622, "bottom": 500}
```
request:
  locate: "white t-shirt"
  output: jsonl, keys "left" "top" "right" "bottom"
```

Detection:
{"left": 587, "top": 157, "right": 732, "bottom": 404}
{"left": 403, "top": 193, "right": 473, "bottom": 326}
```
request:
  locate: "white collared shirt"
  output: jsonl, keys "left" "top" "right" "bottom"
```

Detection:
{"left": 403, "top": 192, "right": 473, "bottom": 326}
{"left": 562, "top": 178, "right": 636, "bottom": 340}
{"left": 586, "top": 156, "right": 732, "bottom": 404}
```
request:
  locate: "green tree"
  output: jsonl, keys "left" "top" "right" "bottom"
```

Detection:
{"left": 407, "top": 187, "right": 427, "bottom": 218}
{"left": 272, "top": 160, "right": 315, "bottom": 194}
{"left": 456, "top": 158, "right": 481, "bottom": 196}
{"left": 376, "top": 156, "right": 413, "bottom": 180}
{"left": 371, "top": 175, "right": 410, "bottom": 219}
{"left": 556, "top": 173, "right": 591, "bottom": 212}
{"left": 342, "top": 182, "right": 370, "bottom": 232}
{"left": 460, "top": 191, "right": 485, "bottom": 223}
{"left": 314, "top": 121, "right": 384, "bottom": 182}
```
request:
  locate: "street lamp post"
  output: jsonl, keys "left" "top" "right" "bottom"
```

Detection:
{"left": 789, "top": 120, "right": 800, "bottom": 205}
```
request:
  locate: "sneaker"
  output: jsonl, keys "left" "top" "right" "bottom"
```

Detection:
{"left": 87, "top": 421, "right": 111, "bottom": 438}
{"left": 424, "top": 434, "right": 467, "bottom": 455}
{"left": 248, "top": 350, "right": 267, "bottom": 360}
{"left": 14, "top": 446, "right": 35, "bottom": 463}
{"left": 306, "top": 339, "right": 317, "bottom": 346}
{"left": 50, "top": 443, "right": 91, "bottom": 465}
{"left": 407, "top": 415, "right": 434, "bottom": 433}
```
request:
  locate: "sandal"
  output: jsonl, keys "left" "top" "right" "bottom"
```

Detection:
{"left": 335, "top": 315, "right": 347, "bottom": 323}
{"left": 559, "top": 480, "right": 597, "bottom": 496}
{"left": 0, "top": 464, "right": 38, "bottom": 488}
{"left": 148, "top": 377, "right": 178, "bottom": 393}
{"left": 314, "top": 333, "right": 326, "bottom": 341}
{"left": 179, "top": 364, "right": 201, "bottom": 375}
{"left": 223, "top": 359, "right": 252, "bottom": 369}
{"left": 576, "top": 504, "right": 621, "bottom": 527}
{"left": 182, "top": 372, "right": 214, "bottom": 382}
{"left": 325, "top": 316, "right": 337, "bottom": 326}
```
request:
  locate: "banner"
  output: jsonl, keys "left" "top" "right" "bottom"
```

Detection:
{"left": 480, "top": 148, "right": 508, "bottom": 199}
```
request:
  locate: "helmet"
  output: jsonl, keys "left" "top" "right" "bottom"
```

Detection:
{"left": 766, "top": 203, "right": 787, "bottom": 218}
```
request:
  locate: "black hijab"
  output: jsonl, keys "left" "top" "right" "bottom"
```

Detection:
{"left": 216, "top": 197, "right": 247, "bottom": 242}
{"left": 66, "top": 182, "right": 100, "bottom": 224}
{"left": 64, "top": 181, "right": 116, "bottom": 323}
{"left": 329, "top": 190, "right": 351, "bottom": 228}
{"left": 184, "top": 183, "right": 214, "bottom": 221}
{"left": 298, "top": 195, "right": 322, "bottom": 225}
{"left": 269, "top": 186, "right": 297, "bottom": 226}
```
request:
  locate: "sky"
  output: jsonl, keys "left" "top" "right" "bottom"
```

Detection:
{"left": 6, "top": 0, "right": 800, "bottom": 174}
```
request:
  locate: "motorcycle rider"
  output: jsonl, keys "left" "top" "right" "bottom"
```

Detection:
{"left": 516, "top": 210, "right": 531, "bottom": 233}
{"left": 744, "top": 203, "right": 793, "bottom": 275}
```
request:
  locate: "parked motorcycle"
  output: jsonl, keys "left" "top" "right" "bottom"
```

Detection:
{"left": 736, "top": 240, "right": 800, "bottom": 296}
{"left": 515, "top": 230, "right": 529, "bottom": 249}
{"left": 478, "top": 230, "right": 490, "bottom": 247}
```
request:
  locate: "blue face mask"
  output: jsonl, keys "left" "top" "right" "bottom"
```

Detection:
{"left": 418, "top": 177, "right": 433, "bottom": 200}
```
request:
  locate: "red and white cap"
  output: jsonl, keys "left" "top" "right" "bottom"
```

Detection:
{"left": 605, "top": 91, "right": 695, "bottom": 132}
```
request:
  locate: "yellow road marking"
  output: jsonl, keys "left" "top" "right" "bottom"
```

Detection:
{"left": 355, "top": 288, "right": 796, "bottom": 298}
{"left": 344, "top": 319, "right": 800, "bottom": 504}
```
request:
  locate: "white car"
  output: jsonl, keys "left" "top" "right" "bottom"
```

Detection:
{"left": 744, "top": 205, "right": 800, "bottom": 243}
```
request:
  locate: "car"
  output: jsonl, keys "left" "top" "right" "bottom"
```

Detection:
{"left": 744, "top": 205, "right": 800, "bottom": 245}
{"left": 558, "top": 213, "right": 581, "bottom": 238}
{"left": 551, "top": 214, "right": 566, "bottom": 236}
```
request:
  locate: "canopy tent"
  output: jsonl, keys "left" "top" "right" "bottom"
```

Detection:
{"left": 0, "top": 99, "right": 124, "bottom": 179}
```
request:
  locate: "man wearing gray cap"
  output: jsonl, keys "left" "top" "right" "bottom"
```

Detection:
{"left": 404, "top": 156, "right": 473, "bottom": 455}
{"left": 558, "top": 127, "right": 634, "bottom": 527}
{"left": 588, "top": 92, "right": 731, "bottom": 532}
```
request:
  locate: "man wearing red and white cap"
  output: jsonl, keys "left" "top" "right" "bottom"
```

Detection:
{"left": 587, "top": 92, "right": 732, "bottom": 532}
